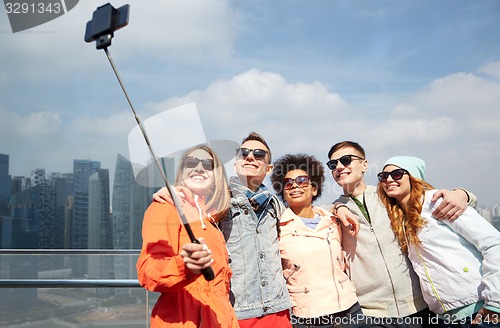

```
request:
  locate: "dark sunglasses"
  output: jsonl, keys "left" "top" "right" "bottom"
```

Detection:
{"left": 377, "top": 168, "right": 408, "bottom": 182}
{"left": 326, "top": 154, "right": 365, "bottom": 170}
{"left": 236, "top": 148, "right": 268, "bottom": 161}
{"left": 283, "top": 175, "right": 311, "bottom": 190}
{"left": 184, "top": 157, "right": 214, "bottom": 171}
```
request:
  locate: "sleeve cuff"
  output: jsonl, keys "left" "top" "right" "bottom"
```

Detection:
{"left": 483, "top": 304, "right": 500, "bottom": 314}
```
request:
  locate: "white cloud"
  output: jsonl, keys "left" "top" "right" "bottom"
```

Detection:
{"left": 2, "top": 63, "right": 500, "bottom": 205}
{"left": 144, "top": 69, "right": 350, "bottom": 146}
{"left": 391, "top": 72, "right": 500, "bottom": 137}
{"left": 479, "top": 61, "right": 500, "bottom": 81}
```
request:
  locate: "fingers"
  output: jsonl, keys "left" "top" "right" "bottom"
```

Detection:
{"left": 432, "top": 204, "right": 464, "bottom": 222}
{"left": 336, "top": 214, "right": 360, "bottom": 236}
{"left": 152, "top": 187, "right": 170, "bottom": 204}
{"left": 431, "top": 189, "right": 467, "bottom": 221}
{"left": 343, "top": 217, "right": 360, "bottom": 235}
{"left": 152, "top": 187, "right": 187, "bottom": 205}
{"left": 180, "top": 238, "right": 213, "bottom": 275}
{"left": 431, "top": 189, "right": 444, "bottom": 203}
{"left": 333, "top": 206, "right": 360, "bottom": 236}
{"left": 152, "top": 190, "right": 166, "bottom": 203}
{"left": 351, "top": 219, "right": 360, "bottom": 235}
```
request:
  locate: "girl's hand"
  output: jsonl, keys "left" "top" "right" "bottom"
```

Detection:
{"left": 180, "top": 238, "right": 213, "bottom": 275}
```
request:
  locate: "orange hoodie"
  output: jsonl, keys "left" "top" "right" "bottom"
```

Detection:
{"left": 136, "top": 191, "right": 238, "bottom": 328}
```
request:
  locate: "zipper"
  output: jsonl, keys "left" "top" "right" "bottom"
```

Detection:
{"left": 357, "top": 198, "right": 400, "bottom": 315}
{"left": 415, "top": 247, "right": 447, "bottom": 312}
{"left": 326, "top": 231, "right": 342, "bottom": 297}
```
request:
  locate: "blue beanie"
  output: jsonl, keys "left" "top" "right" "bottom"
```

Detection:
{"left": 383, "top": 156, "right": 426, "bottom": 181}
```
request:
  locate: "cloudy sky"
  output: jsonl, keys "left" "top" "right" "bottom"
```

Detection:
{"left": 1, "top": 0, "right": 499, "bottom": 207}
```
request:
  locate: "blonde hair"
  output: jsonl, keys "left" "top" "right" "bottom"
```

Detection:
{"left": 175, "top": 144, "right": 231, "bottom": 222}
{"left": 377, "top": 175, "right": 434, "bottom": 254}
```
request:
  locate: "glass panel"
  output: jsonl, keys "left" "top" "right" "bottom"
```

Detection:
{"left": 0, "top": 253, "right": 159, "bottom": 328}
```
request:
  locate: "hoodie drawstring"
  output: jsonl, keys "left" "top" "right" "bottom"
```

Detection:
{"left": 193, "top": 194, "right": 206, "bottom": 230}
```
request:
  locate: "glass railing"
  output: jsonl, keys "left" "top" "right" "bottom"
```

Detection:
{"left": 0, "top": 249, "right": 158, "bottom": 328}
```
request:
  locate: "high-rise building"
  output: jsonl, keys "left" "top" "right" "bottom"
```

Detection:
{"left": 0, "top": 158, "right": 38, "bottom": 310}
{"left": 30, "top": 168, "right": 45, "bottom": 187}
{"left": 0, "top": 163, "right": 39, "bottom": 306}
{"left": 0, "top": 154, "right": 11, "bottom": 216}
{"left": 7, "top": 184, "right": 42, "bottom": 248}
{"left": 72, "top": 160, "right": 100, "bottom": 249}
{"left": 112, "top": 154, "right": 134, "bottom": 251}
{"left": 39, "top": 174, "right": 74, "bottom": 250}
{"left": 112, "top": 154, "right": 156, "bottom": 282}
{"left": 88, "top": 169, "right": 114, "bottom": 289}
{"left": 88, "top": 169, "right": 112, "bottom": 250}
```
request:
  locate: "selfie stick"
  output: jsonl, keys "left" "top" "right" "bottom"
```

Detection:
{"left": 84, "top": 3, "right": 214, "bottom": 281}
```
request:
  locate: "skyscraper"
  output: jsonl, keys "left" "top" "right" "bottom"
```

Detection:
{"left": 30, "top": 168, "right": 45, "bottom": 187}
{"left": 72, "top": 160, "right": 100, "bottom": 249}
{"left": 0, "top": 154, "right": 11, "bottom": 216}
{"left": 88, "top": 169, "right": 114, "bottom": 288}
{"left": 39, "top": 174, "right": 73, "bottom": 250}
{"left": 112, "top": 154, "right": 156, "bottom": 282}
{"left": 88, "top": 169, "right": 112, "bottom": 250}
{"left": 112, "top": 154, "right": 134, "bottom": 252}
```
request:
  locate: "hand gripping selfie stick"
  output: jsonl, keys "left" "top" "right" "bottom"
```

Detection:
{"left": 84, "top": 3, "right": 215, "bottom": 281}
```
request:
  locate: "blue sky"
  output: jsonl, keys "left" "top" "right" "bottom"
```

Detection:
{"left": 1, "top": 0, "right": 500, "bottom": 207}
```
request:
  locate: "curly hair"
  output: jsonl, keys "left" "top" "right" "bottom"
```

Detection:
{"left": 377, "top": 175, "right": 434, "bottom": 254}
{"left": 270, "top": 153, "right": 324, "bottom": 202}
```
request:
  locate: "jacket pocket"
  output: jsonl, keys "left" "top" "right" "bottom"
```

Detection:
{"left": 338, "top": 275, "right": 356, "bottom": 293}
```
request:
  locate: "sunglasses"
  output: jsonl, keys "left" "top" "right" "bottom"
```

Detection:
{"left": 184, "top": 157, "right": 214, "bottom": 171}
{"left": 283, "top": 175, "right": 311, "bottom": 190}
{"left": 236, "top": 148, "right": 268, "bottom": 161}
{"left": 377, "top": 168, "right": 408, "bottom": 182}
{"left": 326, "top": 154, "right": 365, "bottom": 170}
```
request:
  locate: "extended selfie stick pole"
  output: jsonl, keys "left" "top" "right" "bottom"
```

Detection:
{"left": 85, "top": 3, "right": 214, "bottom": 281}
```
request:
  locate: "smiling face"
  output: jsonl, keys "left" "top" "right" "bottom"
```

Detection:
{"left": 380, "top": 164, "right": 411, "bottom": 206}
{"left": 329, "top": 146, "right": 368, "bottom": 196}
{"left": 180, "top": 148, "right": 215, "bottom": 199}
{"left": 234, "top": 139, "right": 273, "bottom": 191}
{"left": 283, "top": 169, "right": 316, "bottom": 213}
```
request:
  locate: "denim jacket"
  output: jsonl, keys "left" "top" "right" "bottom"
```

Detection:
{"left": 218, "top": 179, "right": 292, "bottom": 320}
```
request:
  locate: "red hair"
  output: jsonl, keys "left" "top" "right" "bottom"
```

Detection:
{"left": 377, "top": 175, "right": 434, "bottom": 254}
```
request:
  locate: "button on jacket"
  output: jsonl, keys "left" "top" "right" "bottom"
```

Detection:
{"left": 218, "top": 183, "right": 292, "bottom": 320}
{"left": 279, "top": 206, "right": 358, "bottom": 318}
